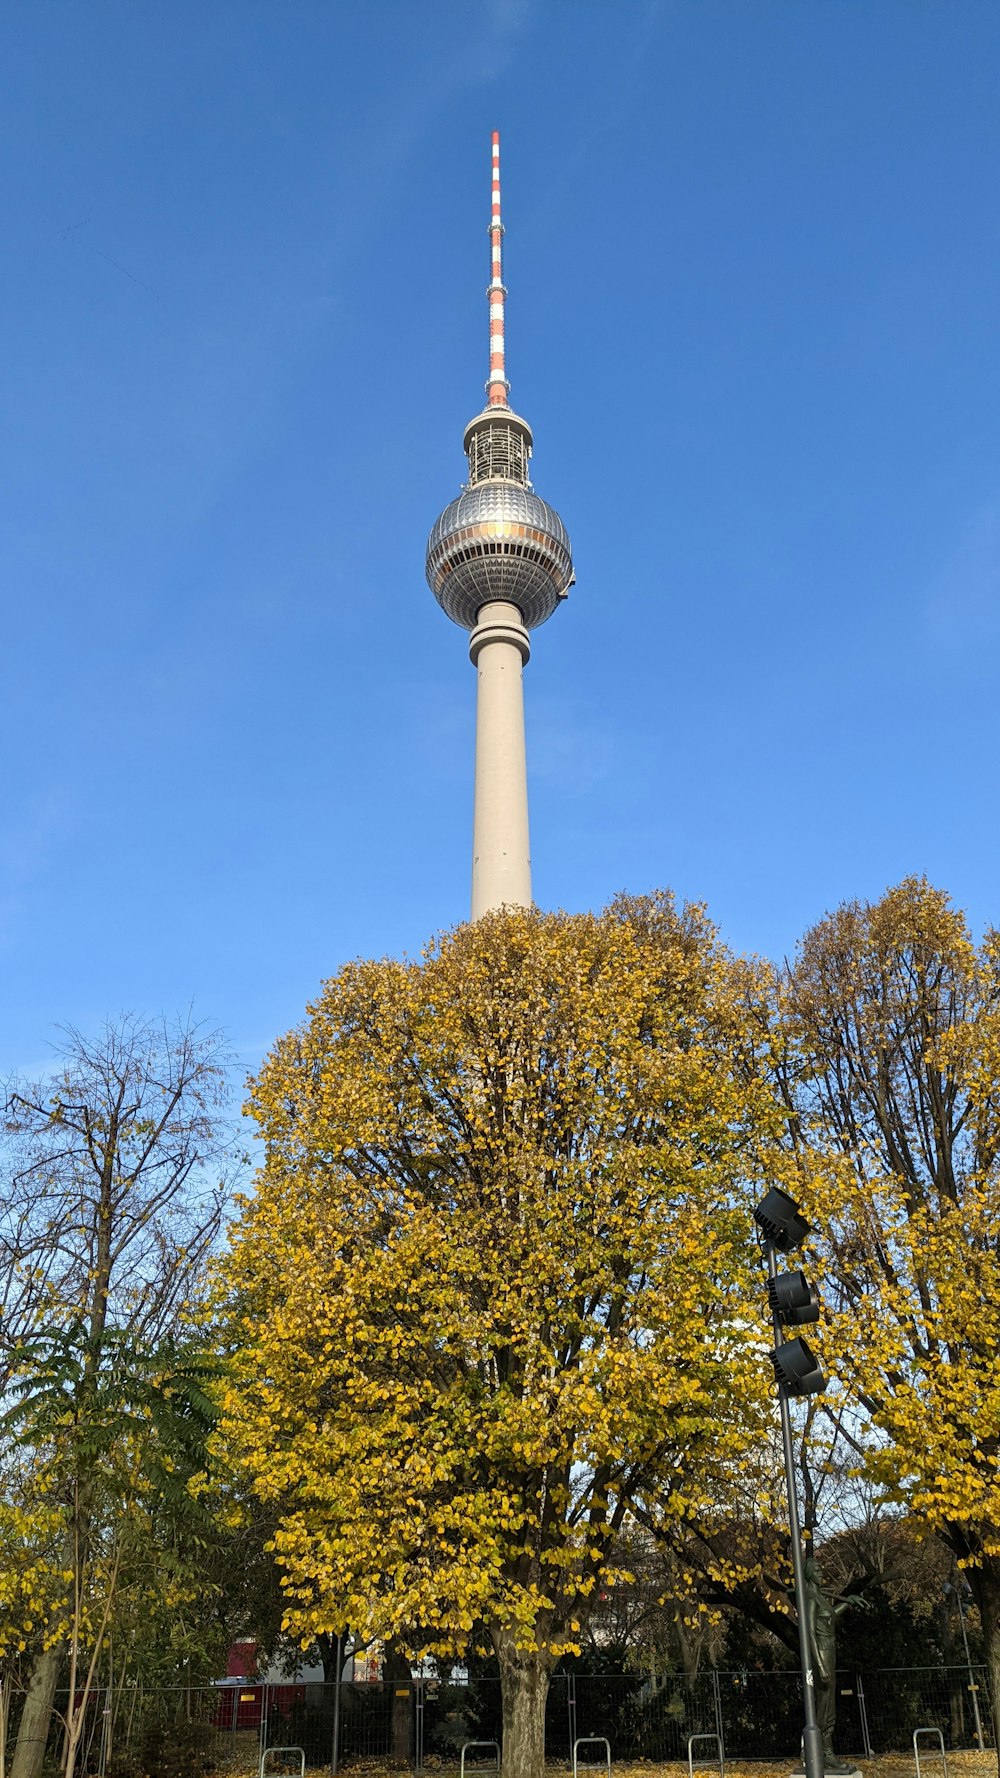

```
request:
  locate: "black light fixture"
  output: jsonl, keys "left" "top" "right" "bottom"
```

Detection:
{"left": 753, "top": 1185, "right": 811, "bottom": 1252}
{"left": 770, "top": 1334, "right": 825, "bottom": 1396}
{"left": 767, "top": 1269, "right": 820, "bottom": 1325}
{"left": 754, "top": 1185, "right": 827, "bottom": 1778}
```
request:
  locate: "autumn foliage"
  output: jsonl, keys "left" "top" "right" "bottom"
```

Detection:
{"left": 220, "top": 897, "right": 778, "bottom": 1778}
{"left": 8, "top": 880, "right": 1000, "bottom": 1778}
{"left": 775, "top": 878, "right": 1000, "bottom": 1745}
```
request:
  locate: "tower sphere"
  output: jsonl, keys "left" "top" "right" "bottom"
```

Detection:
{"left": 425, "top": 468, "right": 573, "bottom": 631}
{"left": 423, "top": 150, "right": 574, "bottom": 634}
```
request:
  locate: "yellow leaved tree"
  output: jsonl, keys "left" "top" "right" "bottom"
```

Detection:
{"left": 774, "top": 878, "right": 1000, "bottom": 1750}
{"left": 220, "top": 897, "right": 777, "bottom": 1778}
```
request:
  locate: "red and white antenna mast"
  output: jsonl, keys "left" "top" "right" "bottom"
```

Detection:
{"left": 487, "top": 130, "right": 510, "bottom": 408}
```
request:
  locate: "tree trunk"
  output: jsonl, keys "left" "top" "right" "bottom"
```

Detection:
{"left": 317, "top": 1632, "right": 350, "bottom": 1688}
{"left": 968, "top": 1562, "right": 1000, "bottom": 1773}
{"left": 10, "top": 1646, "right": 61, "bottom": 1778}
{"left": 674, "top": 1609, "right": 701, "bottom": 1686}
{"left": 495, "top": 1638, "right": 550, "bottom": 1778}
{"left": 948, "top": 1674, "right": 964, "bottom": 1748}
{"left": 384, "top": 1642, "right": 412, "bottom": 1766}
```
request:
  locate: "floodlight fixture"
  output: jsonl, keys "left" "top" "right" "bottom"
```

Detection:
{"left": 753, "top": 1185, "right": 811, "bottom": 1253}
{"left": 767, "top": 1269, "right": 820, "bottom": 1326}
{"left": 756, "top": 1199, "right": 828, "bottom": 1778}
{"left": 770, "top": 1335, "right": 826, "bottom": 1397}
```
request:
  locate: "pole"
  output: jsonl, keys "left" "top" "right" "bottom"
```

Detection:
{"left": 956, "top": 1589, "right": 985, "bottom": 1752}
{"left": 413, "top": 1679, "right": 424, "bottom": 1778}
{"left": 767, "top": 1240, "right": 825, "bottom": 1778}
{"left": 708, "top": 1664, "right": 722, "bottom": 1763}
{"left": 97, "top": 1705, "right": 110, "bottom": 1778}
{"left": 330, "top": 1634, "right": 344, "bottom": 1778}
{"left": 855, "top": 1676, "right": 873, "bottom": 1759}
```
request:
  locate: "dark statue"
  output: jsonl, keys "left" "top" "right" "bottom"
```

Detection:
{"left": 798, "top": 1557, "right": 868, "bottom": 1776}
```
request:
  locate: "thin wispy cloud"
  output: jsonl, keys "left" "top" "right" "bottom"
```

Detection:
{"left": 528, "top": 693, "right": 619, "bottom": 795}
{"left": 923, "top": 495, "right": 1000, "bottom": 655}
{"left": 479, "top": 0, "right": 537, "bottom": 66}
{"left": 0, "top": 790, "right": 79, "bottom": 952}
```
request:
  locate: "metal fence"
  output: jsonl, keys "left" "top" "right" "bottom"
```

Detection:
{"left": 27, "top": 1665, "right": 994, "bottom": 1776}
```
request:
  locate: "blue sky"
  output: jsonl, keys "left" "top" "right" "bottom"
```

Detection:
{"left": 1, "top": 0, "right": 998, "bottom": 1077}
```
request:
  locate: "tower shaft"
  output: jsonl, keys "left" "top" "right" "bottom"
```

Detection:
{"left": 469, "top": 602, "right": 531, "bottom": 919}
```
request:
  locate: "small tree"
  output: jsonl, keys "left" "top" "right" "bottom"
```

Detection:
{"left": 221, "top": 899, "right": 776, "bottom": 1778}
{"left": 775, "top": 878, "right": 1000, "bottom": 1756}
{"left": 0, "top": 1015, "right": 234, "bottom": 1778}
{"left": 3, "top": 1327, "right": 221, "bottom": 1778}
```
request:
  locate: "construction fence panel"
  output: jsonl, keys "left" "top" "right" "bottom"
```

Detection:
{"left": 5, "top": 1663, "right": 991, "bottom": 1775}
{"left": 856, "top": 1667, "right": 993, "bottom": 1755}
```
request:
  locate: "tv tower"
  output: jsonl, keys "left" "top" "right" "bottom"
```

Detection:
{"left": 425, "top": 133, "right": 574, "bottom": 919}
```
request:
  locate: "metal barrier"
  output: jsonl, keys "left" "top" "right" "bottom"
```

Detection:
{"left": 260, "top": 1748, "right": 306, "bottom": 1778}
{"left": 573, "top": 1736, "right": 612, "bottom": 1778}
{"left": 913, "top": 1727, "right": 949, "bottom": 1778}
{"left": 35, "top": 1663, "right": 994, "bottom": 1775}
{"left": 460, "top": 1742, "right": 500, "bottom": 1778}
{"left": 688, "top": 1731, "right": 725, "bottom": 1778}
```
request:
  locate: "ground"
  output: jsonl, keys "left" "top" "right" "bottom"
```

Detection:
{"left": 223, "top": 1755, "right": 995, "bottom": 1778}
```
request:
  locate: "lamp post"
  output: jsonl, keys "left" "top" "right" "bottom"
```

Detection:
{"left": 754, "top": 1187, "right": 827, "bottom": 1778}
